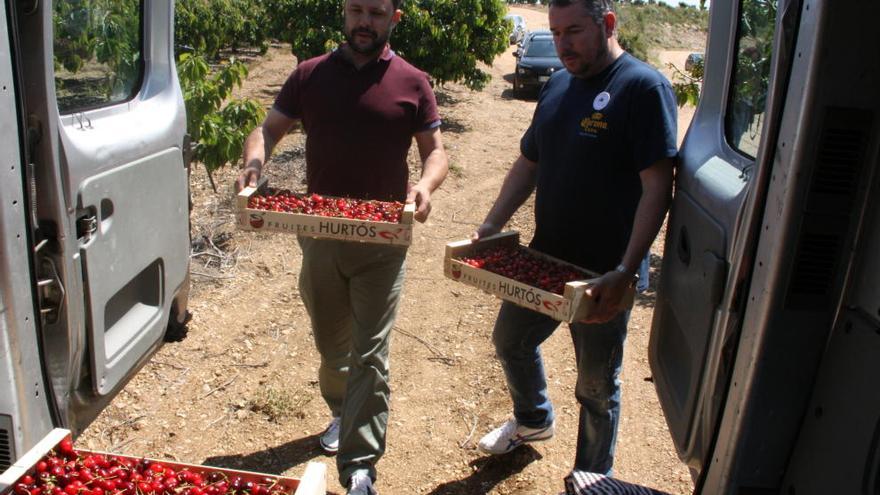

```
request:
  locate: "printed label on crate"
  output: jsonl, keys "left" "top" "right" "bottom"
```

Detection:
{"left": 453, "top": 263, "right": 570, "bottom": 317}
{"left": 240, "top": 211, "right": 410, "bottom": 243}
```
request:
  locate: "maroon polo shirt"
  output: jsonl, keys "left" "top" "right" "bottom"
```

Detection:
{"left": 273, "top": 45, "right": 441, "bottom": 202}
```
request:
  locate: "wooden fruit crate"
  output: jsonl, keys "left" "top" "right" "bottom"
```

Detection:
{"left": 0, "top": 429, "right": 326, "bottom": 495}
{"left": 236, "top": 177, "right": 415, "bottom": 246}
{"left": 444, "top": 231, "right": 635, "bottom": 323}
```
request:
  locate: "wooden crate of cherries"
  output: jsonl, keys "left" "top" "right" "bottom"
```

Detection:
{"left": 0, "top": 429, "right": 326, "bottom": 495}
{"left": 444, "top": 231, "right": 634, "bottom": 322}
{"left": 237, "top": 177, "right": 415, "bottom": 246}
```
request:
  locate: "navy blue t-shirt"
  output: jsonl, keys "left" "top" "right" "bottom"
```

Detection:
{"left": 521, "top": 52, "right": 677, "bottom": 273}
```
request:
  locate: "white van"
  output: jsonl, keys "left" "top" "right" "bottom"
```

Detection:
{"left": 650, "top": 0, "right": 880, "bottom": 492}
{"left": 0, "top": 0, "right": 190, "bottom": 470}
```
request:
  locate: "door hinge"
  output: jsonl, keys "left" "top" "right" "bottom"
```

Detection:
{"left": 76, "top": 214, "right": 97, "bottom": 241}
{"left": 33, "top": 238, "right": 66, "bottom": 325}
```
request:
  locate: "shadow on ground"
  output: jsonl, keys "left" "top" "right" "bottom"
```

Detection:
{"left": 424, "top": 446, "right": 543, "bottom": 495}
{"left": 202, "top": 434, "right": 324, "bottom": 475}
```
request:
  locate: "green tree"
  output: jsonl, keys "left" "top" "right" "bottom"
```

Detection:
{"left": 176, "top": 0, "right": 272, "bottom": 59}
{"left": 177, "top": 53, "right": 266, "bottom": 191}
{"left": 264, "top": 0, "right": 509, "bottom": 90}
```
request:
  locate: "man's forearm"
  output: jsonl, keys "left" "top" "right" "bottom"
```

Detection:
{"left": 242, "top": 125, "right": 277, "bottom": 172}
{"left": 618, "top": 160, "right": 674, "bottom": 273}
{"left": 416, "top": 147, "right": 448, "bottom": 193}
{"left": 620, "top": 191, "right": 669, "bottom": 272}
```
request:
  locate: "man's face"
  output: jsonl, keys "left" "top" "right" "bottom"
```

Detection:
{"left": 549, "top": 3, "right": 612, "bottom": 78}
{"left": 343, "top": 0, "right": 401, "bottom": 55}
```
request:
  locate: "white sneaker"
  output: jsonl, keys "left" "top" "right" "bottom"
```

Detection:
{"left": 347, "top": 472, "right": 377, "bottom": 495}
{"left": 319, "top": 416, "right": 340, "bottom": 454}
{"left": 477, "top": 418, "right": 555, "bottom": 455}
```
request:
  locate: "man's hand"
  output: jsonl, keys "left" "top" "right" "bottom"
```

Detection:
{"left": 235, "top": 165, "right": 262, "bottom": 193}
{"left": 471, "top": 221, "right": 501, "bottom": 242}
{"left": 406, "top": 183, "right": 433, "bottom": 223}
{"left": 581, "top": 270, "right": 634, "bottom": 324}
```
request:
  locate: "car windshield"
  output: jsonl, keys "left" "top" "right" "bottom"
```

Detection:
{"left": 524, "top": 39, "right": 557, "bottom": 58}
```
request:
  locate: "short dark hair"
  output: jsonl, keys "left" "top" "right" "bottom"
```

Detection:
{"left": 392, "top": 0, "right": 402, "bottom": 9}
{"left": 547, "top": 0, "right": 614, "bottom": 26}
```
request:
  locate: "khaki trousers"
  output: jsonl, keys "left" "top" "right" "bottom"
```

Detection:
{"left": 297, "top": 237, "right": 407, "bottom": 485}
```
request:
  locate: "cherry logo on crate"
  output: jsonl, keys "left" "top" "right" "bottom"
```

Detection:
{"left": 543, "top": 300, "right": 564, "bottom": 312}
{"left": 451, "top": 264, "right": 462, "bottom": 279}
{"left": 378, "top": 228, "right": 404, "bottom": 241}
{"left": 249, "top": 213, "right": 265, "bottom": 229}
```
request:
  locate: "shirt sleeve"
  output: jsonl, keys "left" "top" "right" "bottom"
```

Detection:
{"left": 273, "top": 68, "right": 304, "bottom": 120}
{"left": 415, "top": 73, "right": 441, "bottom": 131}
{"left": 629, "top": 81, "right": 679, "bottom": 172}
{"left": 520, "top": 76, "right": 555, "bottom": 162}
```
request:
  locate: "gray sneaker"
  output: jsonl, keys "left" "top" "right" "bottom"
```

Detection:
{"left": 347, "top": 472, "right": 377, "bottom": 495}
{"left": 319, "top": 416, "right": 340, "bottom": 454}
{"left": 477, "top": 418, "right": 555, "bottom": 455}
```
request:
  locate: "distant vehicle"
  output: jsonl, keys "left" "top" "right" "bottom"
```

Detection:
{"left": 504, "top": 14, "right": 527, "bottom": 45}
{"left": 513, "top": 31, "right": 563, "bottom": 96}
{"left": 685, "top": 52, "right": 704, "bottom": 72}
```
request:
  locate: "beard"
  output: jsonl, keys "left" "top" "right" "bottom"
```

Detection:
{"left": 560, "top": 29, "right": 610, "bottom": 78}
{"left": 344, "top": 26, "right": 391, "bottom": 56}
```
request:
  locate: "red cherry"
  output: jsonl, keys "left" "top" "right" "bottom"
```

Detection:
{"left": 57, "top": 439, "right": 75, "bottom": 458}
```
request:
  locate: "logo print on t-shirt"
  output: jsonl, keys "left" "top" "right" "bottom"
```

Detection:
{"left": 580, "top": 111, "right": 608, "bottom": 137}
{"left": 593, "top": 91, "right": 611, "bottom": 111}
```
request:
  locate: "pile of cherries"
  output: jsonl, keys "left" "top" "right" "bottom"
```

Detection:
{"left": 247, "top": 189, "right": 404, "bottom": 223}
{"left": 8, "top": 439, "right": 290, "bottom": 495}
{"left": 458, "top": 245, "right": 589, "bottom": 294}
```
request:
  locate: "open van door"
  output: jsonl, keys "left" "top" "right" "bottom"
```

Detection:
{"left": 650, "top": 0, "right": 880, "bottom": 492}
{"left": 6, "top": 0, "right": 190, "bottom": 452}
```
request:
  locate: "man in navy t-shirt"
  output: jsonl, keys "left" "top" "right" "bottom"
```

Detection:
{"left": 235, "top": 0, "right": 448, "bottom": 493}
{"left": 474, "top": 0, "right": 677, "bottom": 477}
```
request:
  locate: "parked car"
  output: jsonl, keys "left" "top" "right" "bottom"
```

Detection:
{"left": 685, "top": 52, "right": 704, "bottom": 72}
{"left": 513, "top": 31, "right": 563, "bottom": 96}
{"left": 504, "top": 14, "right": 527, "bottom": 45}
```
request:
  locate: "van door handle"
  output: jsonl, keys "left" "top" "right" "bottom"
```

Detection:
{"left": 677, "top": 226, "right": 692, "bottom": 266}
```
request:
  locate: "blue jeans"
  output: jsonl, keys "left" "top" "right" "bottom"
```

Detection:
{"left": 492, "top": 302, "right": 629, "bottom": 475}
{"left": 637, "top": 253, "right": 650, "bottom": 293}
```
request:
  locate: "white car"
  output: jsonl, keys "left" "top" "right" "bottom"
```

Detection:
{"left": 504, "top": 14, "right": 527, "bottom": 45}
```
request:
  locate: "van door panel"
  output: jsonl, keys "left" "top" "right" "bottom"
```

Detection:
{"left": 651, "top": 190, "right": 728, "bottom": 444}
{"left": 0, "top": 0, "right": 55, "bottom": 467}
{"left": 13, "top": 0, "right": 188, "bottom": 435}
{"left": 77, "top": 148, "right": 188, "bottom": 394}
{"left": 649, "top": 0, "right": 783, "bottom": 473}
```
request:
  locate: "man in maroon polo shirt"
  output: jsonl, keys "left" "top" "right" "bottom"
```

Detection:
{"left": 235, "top": 0, "right": 448, "bottom": 493}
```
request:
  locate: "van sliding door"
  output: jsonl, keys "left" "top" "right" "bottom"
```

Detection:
{"left": 648, "top": 0, "right": 785, "bottom": 479}
{"left": 16, "top": 0, "right": 189, "bottom": 433}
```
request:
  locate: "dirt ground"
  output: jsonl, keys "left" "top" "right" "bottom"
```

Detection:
{"left": 78, "top": 7, "right": 702, "bottom": 495}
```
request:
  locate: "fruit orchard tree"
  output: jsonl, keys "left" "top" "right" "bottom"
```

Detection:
{"left": 264, "top": 0, "right": 510, "bottom": 90}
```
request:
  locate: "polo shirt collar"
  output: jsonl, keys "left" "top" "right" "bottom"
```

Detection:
{"left": 333, "top": 43, "right": 395, "bottom": 70}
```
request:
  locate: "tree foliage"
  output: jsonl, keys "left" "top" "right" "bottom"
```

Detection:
{"left": 263, "top": 0, "right": 510, "bottom": 90}
{"left": 669, "top": 57, "right": 703, "bottom": 107}
{"left": 177, "top": 54, "right": 266, "bottom": 187}
{"left": 53, "top": 0, "right": 141, "bottom": 103}
{"left": 176, "top": 0, "right": 272, "bottom": 58}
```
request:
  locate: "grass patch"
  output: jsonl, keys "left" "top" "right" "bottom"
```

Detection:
{"left": 248, "top": 387, "right": 309, "bottom": 422}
